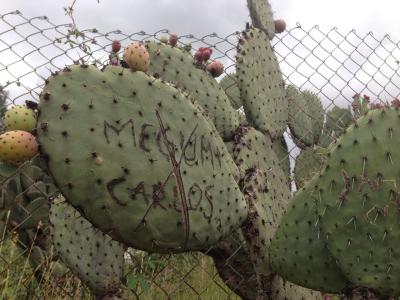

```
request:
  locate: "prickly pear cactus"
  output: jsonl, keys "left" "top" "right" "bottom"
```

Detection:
{"left": 294, "top": 146, "right": 328, "bottom": 189}
{"left": 232, "top": 127, "right": 291, "bottom": 207}
{"left": 219, "top": 73, "right": 242, "bottom": 109}
{"left": 247, "top": 0, "right": 275, "bottom": 39}
{"left": 286, "top": 85, "right": 315, "bottom": 148}
{"left": 302, "top": 90, "right": 324, "bottom": 144}
{"left": 50, "top": 196, "right": 125, "bottom": 299}
{"left": 269, "top": 180, "right": 350, "bottom": 293}
{"left": 236, "top": 28, "right": 287, "bottom": 138}
{"left": 146, "top": 41, "right": 239, "bottom": 140}
{"left": 325, "top": 106, "right": 353, "bottom": 136}
{"left": 37, "top": 64, "right": 247, "bottom": 253}
{"left": 315, "top": 108, "right": 400, "bottom": 296}
{"left": 271, "top": 276, "right": 324, "bottom": 300}
{"left": 271, "top": 136, "right": 290, "bottom": 183}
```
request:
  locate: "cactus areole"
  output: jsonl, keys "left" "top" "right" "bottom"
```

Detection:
{"left": 37, "top": 64, "right": 247, "bottom": 253}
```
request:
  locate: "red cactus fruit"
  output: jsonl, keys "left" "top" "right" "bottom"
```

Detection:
{"left": 201, "top": 48, "right": 212, "bottom": 61}
{"left": 169, "top": 34, "right": 178, "bottom": 47}
{"left": 207, "top": 61, "right": 224, "bottom": 77}
{"left": 274, "top": 19, "right": 287, "bottom": 34}
{"left": 112, "top": 40, "right": 121, "bottom": 53}
{"left": 391, "top": 98, "right": 400, "bottom": 108}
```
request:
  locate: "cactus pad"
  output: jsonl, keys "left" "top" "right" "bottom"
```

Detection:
{"left": 315, "top": 108, "right": 400, "bottom": 296}
{"left": 325, "top": 106, "right": 353, "bottom": 136}
{"left": 287, "top": 85, "right": 315, "bottom": 148}
{"left": 271, "top": 136, "right": 291, "bottom": 183}
{"left": 37, "top": 65, "right": 247, "bottom": 253}
{"left": 236, "top": 28, "right": 287, "bottom": 138}
{"left": 294, "top": 146, "right": 328, "bottom": 189}
{"left": 247, "top": 0, "right": 275, "bottom": 39}
{"left": 219, "top": 73, "right": 242, "bottom": 109}
{"left": 302, "top": 90, "right": 324, "bottom": 144}
{"left": 269, "top": 181, "right": 350, "bottom": 293}
{"left": 50, "top": 196, "right": 125, "bottom": 298}
{"left": 146, "top": 41, "right": 239, "bottom": 140}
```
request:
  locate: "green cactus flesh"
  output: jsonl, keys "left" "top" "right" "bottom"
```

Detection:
{"left": 247, "top": 0, "right": 275, "bottom": 39}
{"left": 232, "top": 127, "right": 291, "bottom": 209}
{"left": 37, "top": 64, "right": 247, "bottom": 253}
{"left": 315, "top": 108, "right": 400, "bottom": 296}
{"left": 269, "top": 179, "right": 350, "bottom": 293}
{"left": 271, "top": 136, "right": 291, "bottom": 183}
{"left": 287, "top": 85, "right": 315, "bottom": 148}
{"left": 50, "top": 196, "right": 125, "bottom": 298}
{"left": 302, "top": 90, "right": 324, "bottom": 144}
{"left": 219, "top": 73, "right": 242, "bottom": 109}
{"left": 146, "top": 41, "right": 239, "bottom": 140}
{"left": 236, "top": 28, "right": 287, "bottom": 138}
{"left": 294, "top": 146, "right": 328, "bottom": 190}
{"left": 325, "top": 106, "right": 353, "bottom": 137}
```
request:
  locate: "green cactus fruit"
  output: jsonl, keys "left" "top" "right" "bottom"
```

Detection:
{"left": 315, "top": 108, "right": 400, "bottom": 296}
{"left": 302, "top": 90, "right": 324, "bottom": 144}
{"left": 4, "top": 105, "right": 36, "bottom": 131}
{"left": 325, "top": 106, "right": 353, "bottom": 136}
{"left": 123, "top": 42, "right": 150, "bottom": 72}
{"left": 271, "top": 276, "right": 324, "bottom": 300}
{"left": 236, "top": 28, "right": 287, "bottom": 138}
{"left": 269, "top": 179, "right": 350, "bottom": 293}
{"left": 37, "top": 64, "right": 247, "bottom": 253}
{"left": 0, "top": 130, "right": 38, "bottom": 165}
{"left": 208, "top": 232, "right": 258, "bottom": 300}
{"left": 247, "top": 0, "right": 275, "bottom": 39}
{"left": 50, "top": 196, "right": 125, "bottom": 298}
{"left": 294, "top": 146, "right": 328, "bottom": 189}
{"left": 219, "top": 73, "right": 242, "bottom": 109}
{"left": 159, "top": 36, "right": 168, "bottom": 44}
{"left": 287, "top": 85, "right": 314, "bottom": 148}
{"left": 271, "top": 136, "right": 291, "bottom": 183}
{"left": 146, "top": 41, "right": 239, "bottom": 140}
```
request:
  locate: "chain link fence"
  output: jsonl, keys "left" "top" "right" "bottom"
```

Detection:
{"left": 0, "top": 9, "right": 399, "bottom": 300}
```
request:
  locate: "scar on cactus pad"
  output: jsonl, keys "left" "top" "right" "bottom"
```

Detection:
{"left": 123, "top": 42, "right": 150, "bottom": 72}
{"left": 0, "top": 130, "right": 38, "bottom": 165}
{"left": 5, "top": 105, "right": 37, "bottom": 131}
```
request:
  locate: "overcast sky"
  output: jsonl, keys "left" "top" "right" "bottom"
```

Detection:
{"left": 1, "top": 0, "right": 399, "bottom": 38}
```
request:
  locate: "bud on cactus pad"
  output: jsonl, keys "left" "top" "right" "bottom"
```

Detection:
{"left": 0, "top": 130, "right": 38, "bottom": 165}
{"left": 37, "top": 64, "right": 247, "bottom": 253}
{"left": 274, "top": 19, "right": 286, "bottom": 33}
{"left": 206, "top": 61, "right": 224, "bottom": 78}
{"left": 111, "top": 40, "right": 121, "bottom": 53}
{"left": 123, "top": 42, "right": 150, "bottom": 72}
{"left": 169, "top": 34, "right": 178, "bottom": 47}
{"left": 5, "top": 105, "right": 37, "bottom": 131}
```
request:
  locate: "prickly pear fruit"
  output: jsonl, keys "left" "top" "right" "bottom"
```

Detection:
{"left": 111, "top": 40, "right": 121, "bottom": 53}
{"left": 274, "top": 19, "right": 286, "bottom": 33}
{"left": 169, "top": 34, "right": 178, "bottom": 47}
{"left": 123, "top": 42, "right": 150, "bottom": 72}
{"left": 195, "top": 47, "right": 212, "bottom": 63}
{"left": 4, "top": 105, "right": 36, "bottom": 131}
{"left": 206, "top": 61, "right": 224, "bottom": 77}
{"left": 0, "top": 130, "right": 38, "bottom": 165}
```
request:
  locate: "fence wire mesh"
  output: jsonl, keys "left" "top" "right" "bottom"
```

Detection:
{"left": 0, "top": 9, "right": 399, "bottom": 300}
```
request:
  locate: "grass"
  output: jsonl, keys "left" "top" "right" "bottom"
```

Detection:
{"left": 0, "top": 238, "right": 241, "bottom": 300}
